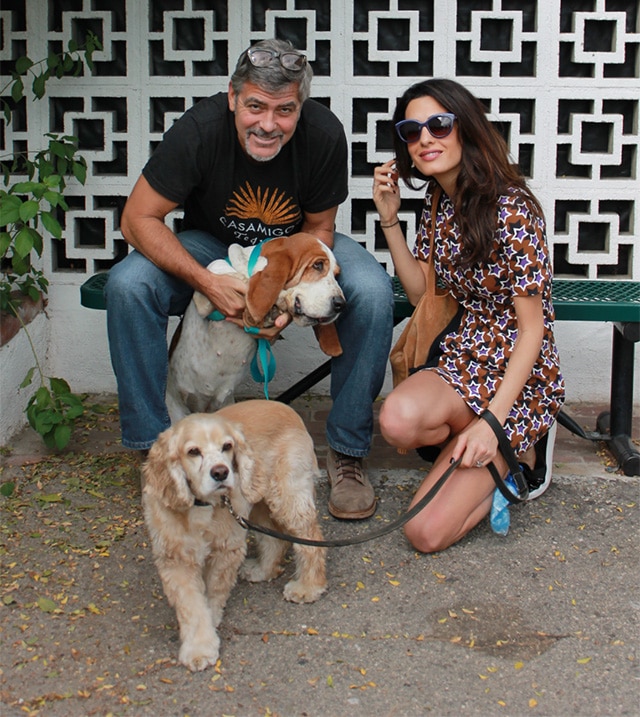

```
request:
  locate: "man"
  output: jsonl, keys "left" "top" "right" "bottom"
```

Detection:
{"left": 106, "top": 38, "right": 394, "bottom": 520}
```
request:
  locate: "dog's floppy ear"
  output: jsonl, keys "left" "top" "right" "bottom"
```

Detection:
{"left": 142, "top": 426, "right": 194, "bottom": 511}
{"left": 225, "top": 422, "right": 262, "bottom": 503}
{"left": 244, "top": 249, "right": 295, "bottom": 327}
{"left": 313, "top": 324, "right": 343, "bottom": 357}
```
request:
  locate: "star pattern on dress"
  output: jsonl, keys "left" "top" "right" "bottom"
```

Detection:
{"left": 413, "top": 187, "right": 564, "bottom": 454}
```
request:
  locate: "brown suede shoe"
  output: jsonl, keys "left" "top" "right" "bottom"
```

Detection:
{"left": 326, "top": 448, "right": 376, "bottom": 520}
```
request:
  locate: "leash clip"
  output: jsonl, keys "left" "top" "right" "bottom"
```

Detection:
{"left": 223, "top": 495, "right": 250, "bottom": 529}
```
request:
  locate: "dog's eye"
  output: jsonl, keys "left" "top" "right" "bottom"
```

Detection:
{"left": 312, "top": 260, "right": 324, "bottom": 272}
{"left": 222, "top": 441, "right": 233, "bottom": 452}
{"left": 187, "top": 447, "right": 202, "bottom": 457}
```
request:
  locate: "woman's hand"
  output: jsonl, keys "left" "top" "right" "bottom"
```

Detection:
{"left": 373, "top": 158, "right": 401, "bottom": 224}
{"left": 451, "top": 417, "right": 499, "bottom": 469}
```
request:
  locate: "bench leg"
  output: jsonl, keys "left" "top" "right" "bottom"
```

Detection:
{"left": 275, "top": 360, "right": 332, "bottom": 404}
{"left": 595, "top": 324, "right": 639, "bottom": 477}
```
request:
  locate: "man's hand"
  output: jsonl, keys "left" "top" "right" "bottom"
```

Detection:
{"left": 225, "top": 311, "right": 292, "bottom": 341}
{"left": 200, "top": 273, "right": 248, "bottom": 319}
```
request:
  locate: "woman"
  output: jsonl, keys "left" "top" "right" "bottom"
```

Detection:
{"left": 373, "top": 78, "right": 564, "bottom": 553}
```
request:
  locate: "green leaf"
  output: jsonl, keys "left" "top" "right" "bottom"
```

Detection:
{"left": 20, "top": 366, "right": 36, "bottom": 389}
{"left": 44, "top": 174, "right": 63, "bottom": 189}
{"left": 32, "top": 73, "right": 47, "bottom": 99}
{"left": 46, "top": 53, "right": 60, "bottom": 71}
{"left": 0, "top": 195, "right": 22, "bottom": 226}
{"left": 37, "top": 597, "right": 57, "bottom": 612}
{"left": 49, "top": 141, "right": 69, "bottom": 160}
{"left": 14, "top": 227, "right": 36, "bottom": 259}
{"left": 68, "top": 39, "right": 79, "bottom": 53}
{"left": 12, "top": 181, "right": 40, "bottom": 194}
{"left": 49, "top": 377, "right": 71, "bottom": 396}
{"left": 42, "top": 431, "right": 57, "bottom": 449}
{"left": 54, "top": 424, "right": 72, "bottom": 449}
{"left": 43, "top": 190, "right": 61, "bottom": 207}
{"left": 0, "top": 231, "right": 11, "bottom": 256}
{"left": 41, "top": 211, "right": 62, "bottom": 238}
{"left": 34, "top": 385, "right": 53, "bottom": 407}
{"left": 35, "top": 412, "right": 56, "bottom": 436}
{"left": 37, "top": 493, "right": 63, "bottom": 504}
{"left": 15, "top": 56, "right": 34, "bottom": 74}
{"left": 11, "top": 253, "right": 30, "bottom": 274}
{"left": 18, "top": 199, "right": 39, "bottom": 223}
{"left": 62, "top": 54, "right": 75, "bottom": 73}
{"left": 2, "top": 101, "right": 11, "bottom": 125}
{"left": 0, "top": 481, "right": 15, "bottom": 498}
{"left": 72, "top": 161, "right": 87, "bottom": 185}
{"left": 11, "top": 77, "right": 24, "bottom": 103}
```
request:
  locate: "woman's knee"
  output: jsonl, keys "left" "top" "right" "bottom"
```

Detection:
{"left": 404, "top": 518, "right": 453, "bottom": 554}
{"left": 379, "top": 392, "right": 422, "bottom": 447}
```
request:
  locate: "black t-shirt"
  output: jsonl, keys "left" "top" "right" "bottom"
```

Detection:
{"left": 142, "top": 92, "right": 348, "bottom": 247}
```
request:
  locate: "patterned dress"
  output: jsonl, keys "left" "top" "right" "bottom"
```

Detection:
{"left": 413, "top": 186, "right": 565, "bottom": 455}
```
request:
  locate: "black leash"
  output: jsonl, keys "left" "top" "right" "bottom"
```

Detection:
{"left": 219, "top": 411, "right": 536, "bottom": 547}
{"left": 222, "top": 458, "right": 462, "bottom": 547}
{"left": 479, "top": 409, "right": 529, "bottom": 503}
{"left": 217, "top": 411, "right": 532, "bottom": 547}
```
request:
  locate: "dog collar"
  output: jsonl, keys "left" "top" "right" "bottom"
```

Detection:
{"left": 206, "top": 239, "right": 277, "bottom": 399}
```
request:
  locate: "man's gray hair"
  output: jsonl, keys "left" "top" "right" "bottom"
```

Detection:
{"left": 230, "top": 38, "right": 313, "bottom": 103}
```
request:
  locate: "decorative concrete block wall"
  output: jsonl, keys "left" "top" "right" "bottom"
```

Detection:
{"left": 1, "top": 0, "right": 638, "bottom": 441}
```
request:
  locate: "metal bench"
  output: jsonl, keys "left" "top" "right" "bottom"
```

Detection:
{"left": 80, "top": 273, "right": 640, "bottom": 476}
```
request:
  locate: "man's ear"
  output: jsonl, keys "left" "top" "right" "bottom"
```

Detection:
{"left": 227, "top": 82, "right": 236, "bottom": 111}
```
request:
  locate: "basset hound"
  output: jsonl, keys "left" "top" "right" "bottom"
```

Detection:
{"left": 166, "top": 232, "right": 345, "bottom": 422}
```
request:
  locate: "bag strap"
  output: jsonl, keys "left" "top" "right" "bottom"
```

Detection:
{"left": 480, "top": 409, "right": 529, "bottom": 503}
{"left": 422, "top": 184, "right": 442, "bottom": 298}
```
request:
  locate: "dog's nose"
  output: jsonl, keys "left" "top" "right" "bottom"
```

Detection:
{"left": 210, "top": 465, "right": 229, "bottom": 482}
{"left": 333, "top": 295, "right": 346, "bottom": 313}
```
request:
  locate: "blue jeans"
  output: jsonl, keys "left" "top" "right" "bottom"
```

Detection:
{"left": 105, "top": 231, "right": 394, "bottom": 453}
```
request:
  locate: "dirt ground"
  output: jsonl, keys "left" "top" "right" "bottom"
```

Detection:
{"left": 1, "top": 396, "right": 638, "bottom": 716}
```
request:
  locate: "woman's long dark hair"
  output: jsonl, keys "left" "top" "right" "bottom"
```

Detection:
{"left": 392, "top": 78, "right": 544, "bottom": 265}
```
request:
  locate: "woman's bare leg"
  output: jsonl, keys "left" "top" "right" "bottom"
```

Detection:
{"left": 380, "top": 370, "right": 508, "bottom": 553}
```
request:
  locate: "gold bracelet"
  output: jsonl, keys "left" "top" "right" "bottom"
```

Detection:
{"left": 380, "top": 219, "right": 400, "bottom": 229}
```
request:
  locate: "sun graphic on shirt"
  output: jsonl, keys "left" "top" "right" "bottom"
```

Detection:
{"left": 225, "top": 182, "right": 301, "bottom": 224}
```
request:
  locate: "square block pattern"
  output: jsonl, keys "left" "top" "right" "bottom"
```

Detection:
{"left": 0, "top": 0, "right": 637, "bottom": 279}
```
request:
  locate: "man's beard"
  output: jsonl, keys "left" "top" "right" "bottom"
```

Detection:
{"left": 245, "top": 129, "right": 284, "bottom": 162}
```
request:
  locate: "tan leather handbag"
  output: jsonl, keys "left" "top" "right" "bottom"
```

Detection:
{"left": 389, "top": 187, "right": 460, "bottom": 388}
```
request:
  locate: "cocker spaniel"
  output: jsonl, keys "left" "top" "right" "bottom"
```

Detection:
{"left": 142, "top": 400, "right": 327, "bottom": 671}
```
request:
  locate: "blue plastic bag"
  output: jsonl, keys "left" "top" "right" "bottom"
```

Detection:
{"left": 490, "top": 473, "right": 518, "bottom": 536}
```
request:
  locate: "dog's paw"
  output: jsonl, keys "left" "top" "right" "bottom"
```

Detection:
{"left": 179, "top": 636, "right": 220, "bottom": 672}
{"left": 283, "top": 579, "right": 327, "bottom": 604}
{"left": 240, "top": 558, "right": 283, "bottom": 583}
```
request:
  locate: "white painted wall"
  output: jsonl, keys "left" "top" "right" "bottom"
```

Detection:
{"left": 1, "top": 0, "right": 638, "bottom": 444}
